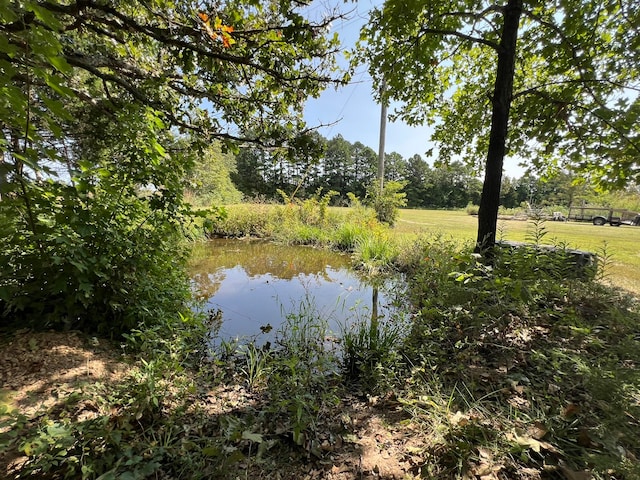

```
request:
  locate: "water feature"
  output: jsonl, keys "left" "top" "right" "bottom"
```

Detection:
{"left": 189, "top": 239, "right": 393, "bottom": 343}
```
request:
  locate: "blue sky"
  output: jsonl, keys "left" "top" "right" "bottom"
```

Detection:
{"left": 302, "top": 0, "right": 527, "bottom": 179}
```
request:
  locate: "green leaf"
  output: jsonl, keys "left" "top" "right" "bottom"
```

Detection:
{"left": 241, "top": 430, "right": 264, "bottom": 443}
{"left": 27, "top": 3, "right": 63, "bottom": 31}
{"left": 46, "top": 424, "right": 70, "bottom": 438}
{"left": 44, "top": 74, "right": 74, "bottom": 97}
{"left": 201, "top": 445, "right": 220, "bottom": 457}
{"left": 41, "top": 96, "right": 73, "bottom": 120}
{"left": 46, "top": 56, "right": 73, "bottom": 75}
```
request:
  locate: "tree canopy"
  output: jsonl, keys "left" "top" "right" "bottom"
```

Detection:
{"left": 358, "top": 0, "right": 640, "bottom": 247}
{"left": 1, "top": 0, "right": 344, "bottom": 167}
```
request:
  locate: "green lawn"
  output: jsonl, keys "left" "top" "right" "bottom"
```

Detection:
{"left": 395, "top": 209, "right": 640, "bottom": 295}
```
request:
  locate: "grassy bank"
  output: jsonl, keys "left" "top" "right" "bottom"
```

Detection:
{"left": 206, "top": 203, "right": 639, "bottom": 295}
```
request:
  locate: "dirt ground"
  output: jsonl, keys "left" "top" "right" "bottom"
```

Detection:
{"left": 0, "top": 330, "right": 437, "bottom": 480}
{"left": 0, "top": 330, "right": 126, "bottom": 477}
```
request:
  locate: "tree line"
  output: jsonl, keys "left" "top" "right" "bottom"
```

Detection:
{"left": 190, "top": 134, "right": 640, "bottom": 212}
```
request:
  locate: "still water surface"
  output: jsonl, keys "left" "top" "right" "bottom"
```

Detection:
{"left": 189, "top": 239, "right": 391, "bottom": 341}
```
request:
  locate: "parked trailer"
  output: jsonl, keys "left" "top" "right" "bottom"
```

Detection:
{"left": 567, "top": 206, "right": 640, "bottom": 226}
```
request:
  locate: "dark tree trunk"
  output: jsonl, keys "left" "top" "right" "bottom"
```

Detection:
{"left": 476, "top": 0, "right": 523, "bottom": 252}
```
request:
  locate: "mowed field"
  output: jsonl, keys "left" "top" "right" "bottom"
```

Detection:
{"left": 394, "top": 209, "right": 640, "bottom": 295}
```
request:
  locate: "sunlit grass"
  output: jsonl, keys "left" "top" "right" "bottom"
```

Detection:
{"left": 395, "top": 208, "right": 640, "bottom": 295}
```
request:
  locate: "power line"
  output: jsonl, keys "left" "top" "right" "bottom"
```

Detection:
{"left": 321, "top": 67, "right": 369, "bottom": 137}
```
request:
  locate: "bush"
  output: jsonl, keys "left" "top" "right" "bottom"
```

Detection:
{"left": 364, "top": 181, "right": 407, "bottom": 226}
{"left": 0, "top": 181, "right": 192, "bottom": 335}
{"left": 465, "top": 203, "right": 479, "bottom": 215}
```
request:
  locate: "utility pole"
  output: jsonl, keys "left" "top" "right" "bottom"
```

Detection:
{"left": 377, "top": 79, "right": 387, "bottom": 194}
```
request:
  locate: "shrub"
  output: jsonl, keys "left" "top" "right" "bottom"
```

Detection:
{"left": 465, "top": 203, "right": 479, "bottom": 215}
{"left": 0, "top": 181, "right": 191, "bottom": 335}
{"left": 364, "top": 181, "right": 407, "bottom": 226}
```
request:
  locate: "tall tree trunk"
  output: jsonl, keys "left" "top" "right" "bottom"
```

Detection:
{"left": 476, "top": 0, "right": 523, "bottom": 251}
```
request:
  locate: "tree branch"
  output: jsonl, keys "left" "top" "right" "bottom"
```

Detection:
{"left": 418, "top": 27, "right": 499, "bottom": 51}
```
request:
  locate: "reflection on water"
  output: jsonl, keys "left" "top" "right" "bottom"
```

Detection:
{"left": 189, "top": 239, "right": 391, "bottom": 341}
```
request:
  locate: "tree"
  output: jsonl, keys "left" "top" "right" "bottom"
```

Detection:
{"left": 232, "top": 147, "right": 270, "bottom": 198}
{"left": 0, "top": 0, "right": 344, "bottom": 332}
{"left": 322, "top": 134, "right": 353, "bottom": 195}
{"left": 350, "top": 141, "right": 378, "bottom": 198}
{"left": 384, "top": 151, "right": 407, "bottom": 182}
{"left": 404, "top": 154, "right": 430, "bottom": 207}
{"left": 423, "top": 161, "right": 481, "bottom": 208}
{"left": 184, "top": 140, "right": 242, "bottom": 206}
{"left": 500, "top": 176, "right": 519, "bottom": 209}
{"left": 358, "top": 0, "right": 639, "bottom": 249}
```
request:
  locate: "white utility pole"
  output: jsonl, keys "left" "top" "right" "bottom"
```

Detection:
{"left": 377, "top": 79, "right": 387, "bottom": 194}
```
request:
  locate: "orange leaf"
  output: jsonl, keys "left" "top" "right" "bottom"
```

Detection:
{"left": 562, "top": 403, "right": 581, "bottom": 418}
{"left": 198, "top": 12, "right": 209, "bottom": 22}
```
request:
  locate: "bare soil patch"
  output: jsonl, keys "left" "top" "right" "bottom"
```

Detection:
{"left": 0, "top": 330, "right": 126, "bottom": 476}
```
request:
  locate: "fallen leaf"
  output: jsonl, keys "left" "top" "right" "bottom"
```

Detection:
{"left": 563, "top": 403, "right": 581, "bottom": 418}
{"left": 241, "top": 430, "right": 263, "bottom": 443}
{"left": 559, "top": 464, "right": 592, "bottom": 480}
{"left": 477, "top": 447, "right": 493, "bottom": 460}
{"left": 450, "top": 410, "right": 470, "bottom": 427}
{"left": 577, "top": 428, "right": 593, "bottom": 447}
{"left": 506, "top": 431, "right": 541, "bottom": 453}
{"left": 528, "top": 421, "right": 548, "bottom": 440}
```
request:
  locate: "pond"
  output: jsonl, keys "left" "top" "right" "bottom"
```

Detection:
{"left": 189, "top": 239, "right": 395, "bottom": 343}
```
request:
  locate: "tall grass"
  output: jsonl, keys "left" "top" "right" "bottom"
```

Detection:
{"left": 204, "top": 197, "right": 380, "bottom": 252}
{"left": 353, "top": 232, "right": 398, "bottom": 275}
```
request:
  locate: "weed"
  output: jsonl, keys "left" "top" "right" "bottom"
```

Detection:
{"left": 332, "top": 222, "right": 367, "bottom": 250}
{"left": 266, "top": 297, "right": 340, "bottom": 449}
{"left": 340, "top": 308, "right": 407, "bottom": 393}
{"left": 353, "top": 231, "right": 398, "bottom": 275}
{"left": 238, "top": 343, "right": 271, "bottom": 391}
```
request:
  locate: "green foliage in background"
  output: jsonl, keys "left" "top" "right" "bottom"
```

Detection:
{"left": 184, "top": 140, "right": 243, "bottom": 206}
